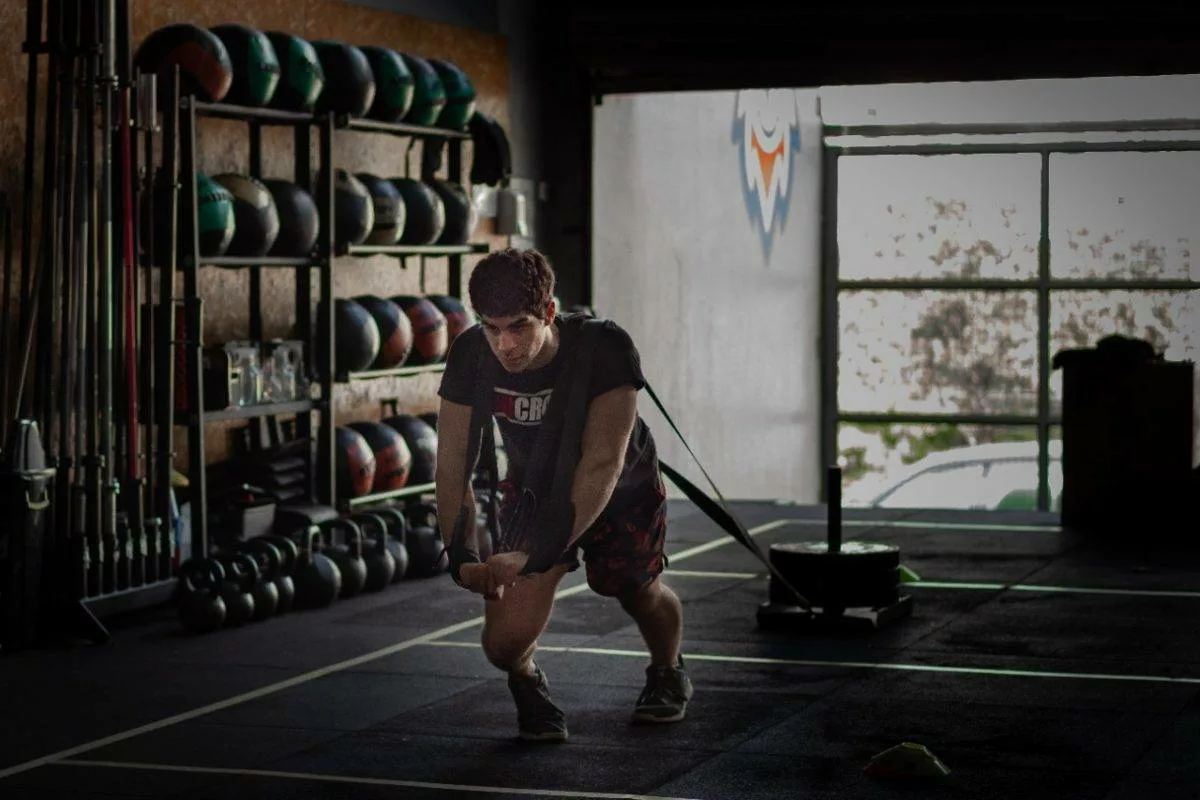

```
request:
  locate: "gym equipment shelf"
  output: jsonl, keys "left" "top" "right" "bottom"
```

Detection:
{"left": 337, "top": 114, "right": 472, "bottom": 140}
{"left": 346, "top": 243, "right": 489, "bottom": 257}
{"left": 344, "top": 364, "right": 446, "bottom": 382}
{"left": 171, "top": 90, "right": 492, "bottom": 563}
{"left": 204, "top": 399, "right": 316, "bottom": 423}
{"left": 193, "top": 99, "right": 314, "bottom": 125}
{"left": 202, "top": 255, "right": 323, "bottom": 268}
{"left": 346, "top": 481, "right": 437, "bottom": 508}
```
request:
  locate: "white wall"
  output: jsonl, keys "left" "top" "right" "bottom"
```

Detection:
{"left": 592, "top": 89, "right": 824, "bottom": 502}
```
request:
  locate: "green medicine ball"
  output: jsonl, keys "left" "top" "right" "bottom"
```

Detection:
{"left": 359, "top": 45, "right": 414, "bottom": 123}
{"left": 196, "top": 173, "right": 236, "bottom": 258}
{"left": 264, "top": 31, "right": 325, "bottom": 112}
{"left": 399, "top": 53, "right": 445, "bottom": 127}
{"left": 210, "top": 24, "right": 280, "bottom": 107}
{"left": 428, "top": 59, "right": 475, "bottom": 131}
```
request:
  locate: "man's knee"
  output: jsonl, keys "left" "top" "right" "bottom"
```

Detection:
{"left": 481, "top": 623, "right": 535, "bottom": 671}
{"left": 614, "top": 574, "right": 664, "bottom": 615}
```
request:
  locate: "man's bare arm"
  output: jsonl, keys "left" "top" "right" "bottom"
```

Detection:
{"left": 565, "top": 384, "right": 638, "bottom": 548}
{"left": 434, "top": 397, "right": 480, "bottom": 551}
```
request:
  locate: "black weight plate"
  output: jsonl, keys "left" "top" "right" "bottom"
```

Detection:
{"left": 769, "top": 540, "right": 900, "bottom": 570}
{"left": 769, "top": 564, "right": 901, "bottom": 608}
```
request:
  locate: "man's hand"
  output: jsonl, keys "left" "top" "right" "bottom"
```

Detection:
{"left": 487, "top": 551, "right": 530, "bottom": 588}
{"left": 458, "top": 562, "right": 504, "bottom": 601}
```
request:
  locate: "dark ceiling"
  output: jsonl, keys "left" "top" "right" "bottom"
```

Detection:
{"left": 543, "top": 5, "right": 1200, "bottom": 95}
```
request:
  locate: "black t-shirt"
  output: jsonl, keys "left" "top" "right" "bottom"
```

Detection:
{"left": 437, "top": 314, "right": 661, "bottom": 514}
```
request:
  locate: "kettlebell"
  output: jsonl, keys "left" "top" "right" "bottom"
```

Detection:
{"left": 242, "top": 539, "right": 283, "bottom": 620}
{"left": 293, "top": 525, "right": 342, "bottom": 608}
{"left": 364, "top": 506, "right": 410, "bottom": 582}
{"left": 259, "top": 534, "right": 298, "bottom": 614}
{"left": 214, "top": 550, "right": 259, "bottom": 627}
{"left": 348, "top": 512, "right": 397, "bottom": 592}
{"left": 321, "top": 518, "right": 368, "bottom": 598}
{"left": 405, "top": 501, "right": 448, "bottom": 578}
{"left": 176, "top": 557, "right": 227, "bottom": 634}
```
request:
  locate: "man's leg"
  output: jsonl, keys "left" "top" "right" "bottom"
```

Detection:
{"left": 617, "top": 576, "right": 683, "bottom": 668}
{"left": 480, "top": 562, "right": 573, "bottom": 741}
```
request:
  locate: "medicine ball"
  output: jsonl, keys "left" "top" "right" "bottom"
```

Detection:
{"left": 355, "top": 173, "right": 405, "bottom": 246}
{"left": 134, "top": 24, "right": 233, "bottom": 105}
{"left": 382, "top": 414, "right": 437, "bottom": 485}
{"left": 196, "top": 173, "right": 236, "bottom": 258}
{"left": 265, "top": 31, "right": 324, "bottom": 112}
{"left": 316, "top": 298, "right": 380, "bottom": 377}
{"left": 400, "top": 54, "right": 446, "bottom": 126}
{"left": 353, "top": 295, "right": 413, "bottom": 369}
{"left": 263, "top": 180, "right": 320, "bottom": 257}
{"left": 312, "top": 40, "right": 375, "bottom": 118}
{"left": 425, "top": 294, "right": 475, "bottom": 347}
{"left": 428, "top": 59, "right": 476, "bottom": 131}
{"left": 324, "top": 169, "right": 374, "bottom": 249}
{"left": 212, "top": 174, "right": 280, "bottom": 257}
{"left": 426, "top": 180, "right": 476, "bottom": 245}
{"left": 347, "top": 421, "right": 412, "bottom": 493}
{"left": 360, "top": 45, "right": 414, "bottom": 122}
{"left": 334, "top": 426, "right": 376, "bottom": 498}
{"left": 418, "top": 412, "right": 438, "bottom": 431}
{"left": 391, "top": 295, "right": 448, "bottom": 365}
{"left": 210, "top": 24, "right": 280, "bottom": 107}
{"left": 389, "top": 178, "right": 444, "bottom": 245}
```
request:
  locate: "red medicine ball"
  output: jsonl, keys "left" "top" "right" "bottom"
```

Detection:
{"left": 334, "top": 426, "right": 376, "bottom": 498}
{"left": 425, "top": 294, "right": 476, "bottom": 347}
{"left": 391, "top": 295, "right": 448, "bottom": 365}
{"left": 347, "top": 420, "right": 412, "bottom": 492}
{"left": 353, "top": 294, "right": 413, "bottom": 369}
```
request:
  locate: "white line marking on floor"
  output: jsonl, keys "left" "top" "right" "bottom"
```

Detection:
{"left": 662, "top": 569, "right": 1200, "bottom": 600}
{"left": 0, "top": 519, "right": 792, "bottom": 781}
{"left": 56, "top": 760, "right": 706, "bottom": 800}
{"left": 420, "top": 641, "right": 1200, "bottom": 686}
{"left": 786, "top": 517, "right": 1064, "bottom": 533}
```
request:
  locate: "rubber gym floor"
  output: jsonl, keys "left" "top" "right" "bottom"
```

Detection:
{"left": 1, "top": 501, "right": 1198, "bottom": 800}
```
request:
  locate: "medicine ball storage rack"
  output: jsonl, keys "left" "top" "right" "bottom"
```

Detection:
{"left": 169, "top": 93, "right": 490, "bottom": 568}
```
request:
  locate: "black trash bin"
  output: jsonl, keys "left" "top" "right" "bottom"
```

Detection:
{"left": 1, "top": 419, "right": 56, "bottom": 654}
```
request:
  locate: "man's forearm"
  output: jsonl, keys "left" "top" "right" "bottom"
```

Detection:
{"left": 564, "top": 455, "right": 624, "bottom": 549}
{"left": 436, "top": 477, "right": 477, "bottom": 549}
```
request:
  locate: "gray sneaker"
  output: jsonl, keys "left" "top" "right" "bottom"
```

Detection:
{"left": 507, "top": 663, "right": 568, "bottom": 742}
{"left": 632, "top": 656, "right": 694, "bottom": 723}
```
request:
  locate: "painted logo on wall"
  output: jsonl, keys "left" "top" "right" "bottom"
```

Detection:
{"left": 733, "top": 89, "right": 802, "bottom": 261}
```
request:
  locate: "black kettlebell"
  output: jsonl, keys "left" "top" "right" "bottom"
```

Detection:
{"left": 176, "top": 557, "right": 227, "bottom": 634}
{"left": 348, "top": 512, "right": 397, "bottom": 592}
{"left": 214, "top": 550, "right": 259, "bottom": 627}
{"left": 405, "top": 501, "right": 448, "bottom": 578}
{"left": 242, "top": 539, "right": 283, "bottom": 621}
{"left": 293, "top": 525, "right": 342, "bottom": 609}
{"left": 365, "top": 506, "right": 410, "bottom": 582}
{"left": 260, "top": 534, "right": 298, "bottom": 614}
{"left": 321, "top": 518, "right": 368, "bottom": 598}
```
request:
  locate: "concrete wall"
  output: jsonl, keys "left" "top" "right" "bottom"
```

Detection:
{"left": 592, "top": 89, "right": 825, "bottom": 502}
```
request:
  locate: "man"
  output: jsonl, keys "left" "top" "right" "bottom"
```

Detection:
{"left": 435, "top": 247, "right": 692, "bottom": 743}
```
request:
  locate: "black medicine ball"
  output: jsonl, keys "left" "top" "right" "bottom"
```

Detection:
{"left": 312, "top": 40, "right": 375, "bottom": 118}
{"left": 134, "top": 24, "right": 233, "bottom": 105}
{"left": 262, "top": 180, "right": 320, "bottom": 258}
{"left": 353, "top": 295, "right": 413, "bottom": 369}
{"left": 399, "top": 54, "right": 446, "bottom": 126}
{"left": 264, "top": 31, "right": 324, "bottom": 112}
{"left": 426, "top": 179, "right": 476, "bottom": 245}
{"left": 333, "top": 425, "right": 376, "bottom": 498}
{"left": 323, "top": 169, "right": 374, "bottom": 249}
{"left": 212, "top": 174, "right": 280, "bottom": 257}
{"left": 425, "top": 294, "right": 475, "bottom": 346}
{"left": 317, "top": 297, "right": 381, "bottom": 377}
{"left": 360, "top": 45, "right": 414, "bottom": 122}
{"left": 354, "top": 173, "right": 406, "bottom": 246}
{"left": 381, "top": 414, "right": 438, "bottom": 485}
{"left": 389, "top": 178, "right": 444, "bottom": 245}
{"left": 210, "top": 24, "right": 280, "bottom": 107}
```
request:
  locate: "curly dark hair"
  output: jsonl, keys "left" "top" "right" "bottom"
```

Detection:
{"left": 467, "top": 247, "right": 557, "bottom": 319}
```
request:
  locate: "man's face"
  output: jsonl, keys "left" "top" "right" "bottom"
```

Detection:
{"left": 480, "top": 301, "right": 556, "bottom": 373}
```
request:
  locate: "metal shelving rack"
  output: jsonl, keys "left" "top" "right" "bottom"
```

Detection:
{"left": 171, "top": 98, "right": 490, "bottom": 558}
